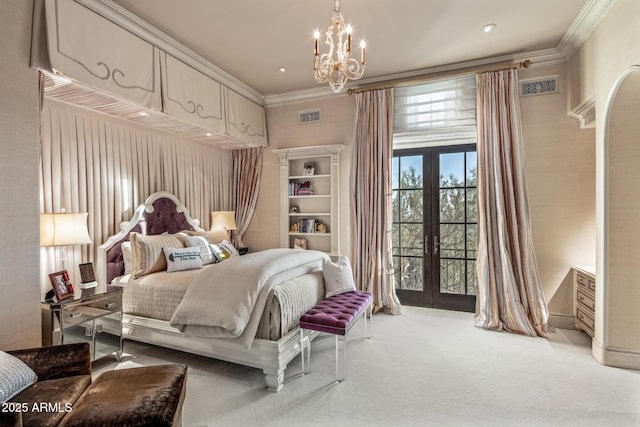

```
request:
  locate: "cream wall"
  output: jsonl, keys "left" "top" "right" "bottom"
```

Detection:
{"left": 0, "top": 0, "right": 41, "bottom": 349}
{"left": 244, "top": 95, "right": 355, "bottom": 255}
{"left": 519, "top": 62, "right": 596, "bottom": 321}
{"left": 567, "top": 0, "right": 640, "bottom": 368}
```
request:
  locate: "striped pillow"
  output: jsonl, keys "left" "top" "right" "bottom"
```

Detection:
{"left": 130, "top": 232, "right": 185, "bottom": 279}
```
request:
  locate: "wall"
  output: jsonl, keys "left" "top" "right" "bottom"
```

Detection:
{"left": 567, "top": 0, "right": 640, "bottom": 368}
{"left": 519, "top": 62, "right": 596, "bottom": 322}
{"left": 0, "top": 0, "right": 41, "bottom": 349}
{"left": 244, "top": 95, "right": 355, "bottom": 254}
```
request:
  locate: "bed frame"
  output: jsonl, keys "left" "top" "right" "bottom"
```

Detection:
{"left": 97, "top": 191, "right": 315, "bottom": 391}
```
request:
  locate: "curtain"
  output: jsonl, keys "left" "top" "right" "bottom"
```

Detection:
{"left": 231, "top": 147, "right": 263, "bottom": 248}
{"left": 40, "top": 98, "right": 231, "bottom": 295}
{"left": 350, "top": 88, "right": 401, "bottom": 314}
{"left": 474, "top": 69, "right": 551, "bottom": 337}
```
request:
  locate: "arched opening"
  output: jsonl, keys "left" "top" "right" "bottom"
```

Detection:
{"left": 598, "top": 66, "right": 640, "bottom": 369}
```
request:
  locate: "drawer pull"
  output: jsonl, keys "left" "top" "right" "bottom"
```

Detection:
{"left": 105, "top": 303, "right": 116, "bottom": 309}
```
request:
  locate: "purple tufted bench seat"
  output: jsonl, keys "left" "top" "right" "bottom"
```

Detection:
{"left": 299, "top": 290, "right": 373, "bottom": 382}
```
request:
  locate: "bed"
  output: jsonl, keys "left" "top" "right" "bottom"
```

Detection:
{"left": 96, "top": 191, "right": 327, "bottom": 391}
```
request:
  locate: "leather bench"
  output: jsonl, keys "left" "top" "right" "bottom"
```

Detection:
{"left": 299, "top": 290, "right": 373, "bottom": 381}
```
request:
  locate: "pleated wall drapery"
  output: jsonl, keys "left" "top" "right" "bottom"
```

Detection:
{"left": 474, "top": 69, "right": 552, "bottom": 337}
{"left": 40, "top": 98, "right": 231, "bottom": 294}
{"left": 231, "top": 147, "right": 263, "bottom": 248}
{"left": 350, "top": 88, "right": 401, "bottom": 314}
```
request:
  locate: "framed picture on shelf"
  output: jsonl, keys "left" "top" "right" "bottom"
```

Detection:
{"left": 49, "top": 270, "right": 74, "bottom": 301}
{"left": 302, "top": 162, "right": 315, "bottom": 176}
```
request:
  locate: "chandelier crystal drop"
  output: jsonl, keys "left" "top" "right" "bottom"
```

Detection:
{"left": 313, "top": 0, "right": 366, "bottom": 93}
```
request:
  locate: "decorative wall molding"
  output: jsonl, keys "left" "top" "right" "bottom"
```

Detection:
{"left": 558, "top": 0, "right": 619, "bottom": 59}
{"left": 569, "top": 95, "right": 597, "bottom": 129}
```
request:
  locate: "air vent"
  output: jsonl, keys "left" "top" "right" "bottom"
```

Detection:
{"left": 520, "top": 76, "right": 559, "bottom": 97}
{"left": 298, "top": 109, "right": 321, "bottom": 124}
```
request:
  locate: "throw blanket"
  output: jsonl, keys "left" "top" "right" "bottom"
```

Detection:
{"left": 169, "top": 248, "right": 328, "bottom": 347}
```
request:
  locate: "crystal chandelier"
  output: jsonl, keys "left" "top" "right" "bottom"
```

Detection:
{"left": 313, "top": 0, "right": 366, "bottom": 93}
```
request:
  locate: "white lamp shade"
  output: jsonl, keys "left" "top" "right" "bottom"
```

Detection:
{"left": 210, "top": 211, "right": 237, "bottom": 231}
{"left": 40, "top": 212, "right": 92, "bottom": 246}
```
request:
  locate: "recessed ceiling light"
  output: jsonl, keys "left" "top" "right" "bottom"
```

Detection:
{"left": 139, "top": 111, "right": 150, "bottom": 117}
{"left": 205, "top": 132, "right": 213, "bottom": 137}
{"left": 277, "top": 67, "right": 286, "bottom": 73}
{"left": 484, "top": 23, "right": 496, "bottom": 33}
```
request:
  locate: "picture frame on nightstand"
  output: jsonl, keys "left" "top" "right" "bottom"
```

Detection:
{"left": 48, "top": 270, "right": 74, "bottom": 301}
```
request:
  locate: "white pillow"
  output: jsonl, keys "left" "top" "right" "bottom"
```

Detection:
{"left": 180, "top": 234, "right": 217, "bottom": 265}
{"left": 322, "top": 255, "right": 357, "bottom": 298}
{"left": 163, "top": 247, "right": 203, "bottom": 273}
{"left": 218, "top": 240, "right": 239, "bottom": 257}
{"left": 121, "top": 241, "right": 133, "bottom": 274}
{"left": 0, "top": 351, "right": 37, "bottom": 403}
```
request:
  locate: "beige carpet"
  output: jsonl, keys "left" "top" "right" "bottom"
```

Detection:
{"left": 93, "top": 306, "right": 640, "bottom": 427}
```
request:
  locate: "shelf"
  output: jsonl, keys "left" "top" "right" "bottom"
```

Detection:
{"left": 289, "top": 232, "right": 331, "bottom": 237}
{"left": 289, "top": 174, "right": 330, "bottom": 179}
{"left": 289, "top": 212, "right": 330, "bottom": 216}
{"left": 289, "top": 194, "right": 330, "bottom": 199}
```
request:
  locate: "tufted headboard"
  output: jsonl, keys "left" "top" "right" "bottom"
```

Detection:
{"left": 97, "top": 192, "right": 204, "bottom": 285}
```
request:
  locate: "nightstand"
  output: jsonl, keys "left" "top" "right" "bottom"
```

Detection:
{"left": 41, "top": 287, "right": 123, "bottom": 361}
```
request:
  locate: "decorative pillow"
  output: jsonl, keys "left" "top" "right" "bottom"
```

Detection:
{"left": 322, "top": 255, "right": 357, "bottom": 298}
{"left": 130, "top": 232, "right": 185, "bottom": 279}
{"left": 218, "top": 240, "right": 240, "bottom": 257}
{"left": 179, "top": 234, "right": 217, "bottom": 265}
{"left": 209, "top": 243, "right": 224, "bottom": 262}
{"left": 0, "top": 351, "right": 37, "bottom": 403}
{"left": 163, "top": 247, "right": 203, "bottom": 273}
{"left": 121, "top": 241, "right": 133, "bottom": 275}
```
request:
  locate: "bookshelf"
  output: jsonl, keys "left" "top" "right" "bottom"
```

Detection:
{"left": 273, "top": 144, "right": 344, "bottom": 256}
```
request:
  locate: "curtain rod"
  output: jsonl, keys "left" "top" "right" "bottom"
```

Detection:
{"left": 347, "top": 59, "right": 532, "bottom": 95}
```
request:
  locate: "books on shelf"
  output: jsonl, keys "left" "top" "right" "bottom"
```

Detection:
{"left": 300, "top": 218, "right": 316, "bottom": 234}
{"left": 289, "top": 181, "right": 314, "bottom": 196}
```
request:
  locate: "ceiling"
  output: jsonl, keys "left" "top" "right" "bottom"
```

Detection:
{"left": 111, "top": 0, "right": 591, "bottom": 96}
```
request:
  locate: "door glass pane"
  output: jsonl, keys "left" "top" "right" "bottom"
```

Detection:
{"left": 466, "top": 152, "right": 477, "bottom": 186}
{"left": 440, "top": 188, "right": 465, "bottom": 222}
{"left": 400, "top": 156, "right": 422, "bottom": 189}
{"left": 466, "top": 188, "right": 477, "bottom": 222}
{"left": 400, "top": 224, "right": 423, "bottom": 256}
{"left": 400, "top": 190, "right": 423, "bottom": 222}
{"left": 440, "top": 224, "right": 465, "bottom": 258}
{"left": 466, "top": 224, "right": 477, "bottom": 259}
{"left": 392, "top": 190, "right": 399, "bottom": 222}
{"left": 392, "top": 223, "right": 400, "bottom": 256}
{"left": 440, "top": 152, "right": 465, "bottom": 187}
{"left": 467, "top": 260, "right": 477, "bottom": 296}
{"left": 399, "top": 256, "right": 423, "bottom": 291}
{"left": 392, "top": 156, "right": 400, "bottom": 189}
{"left": 393, "top": 256, "right": 401, "bottom": 289}
{"left": 440, "top": 259, "right": 465, "bottom": 294}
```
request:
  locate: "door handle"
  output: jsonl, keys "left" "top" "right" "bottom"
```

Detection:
{"left": 433, "top": 236, "right": 440, "bottom": 256}
{"left": 424, "top": 235, "right": 429, "bottom": 255}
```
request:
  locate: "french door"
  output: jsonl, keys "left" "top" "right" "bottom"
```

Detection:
{"left": 392, "top": 144, "right": 477, "bottom": 312}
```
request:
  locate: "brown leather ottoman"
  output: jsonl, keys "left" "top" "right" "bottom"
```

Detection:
{"left": 59, "top": 364, "right": 187, "bottom": 427}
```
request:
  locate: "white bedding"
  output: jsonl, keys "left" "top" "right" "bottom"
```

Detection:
{"left": 169, "top": 248, "right": 329, "bottom": 347}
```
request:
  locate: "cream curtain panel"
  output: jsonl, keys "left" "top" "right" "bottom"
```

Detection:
{"left": 474, "top": 69, "right": 551, "bottom": 337}
{"left": 231, "top": 147, "right": 263, "bottom": 248}
{"left": 40, "top": 99, "right": 231, "bottom": 293}
{"left": 351, "top": 88, "right": 401, "bottom": 314}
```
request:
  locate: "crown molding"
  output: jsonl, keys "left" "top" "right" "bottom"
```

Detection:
{"left": 558, "top": 0, "right": 619, "bottom": 59}
{"left": 264, "top": 48, "right": 565, "bottom": 107}
{"left": 78, "top": 0, "right": 264, "bottom": 105}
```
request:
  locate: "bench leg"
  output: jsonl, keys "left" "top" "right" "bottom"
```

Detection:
{"left": 336, "top": 335, "right": 346, "bottom": 382}
{"left": 300, "top": 328, "right": 310, "bottom": 375}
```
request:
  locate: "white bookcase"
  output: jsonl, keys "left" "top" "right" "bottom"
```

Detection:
{"left": 273, "top": 144, "right": 344, "bottom": 256}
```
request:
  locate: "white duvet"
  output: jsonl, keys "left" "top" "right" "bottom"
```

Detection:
{"left": 169, "top": 248, "right": 328, "bottom": 347}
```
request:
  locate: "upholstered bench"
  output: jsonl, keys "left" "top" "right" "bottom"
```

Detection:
{"left": 299, "top": 290, "right": 373, "bottom": 381}
{"left": 59, "top": 364, "right": 187, "bottom": 427}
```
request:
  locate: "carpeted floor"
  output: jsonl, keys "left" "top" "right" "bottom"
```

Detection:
{"left": 93, "top": 306, "right": 640, "bottom": 427}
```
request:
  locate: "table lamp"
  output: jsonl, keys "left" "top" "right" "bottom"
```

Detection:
{"left": 40, "top": 211, "right": 92, "bottom": 271}
{"left": 210, "top": 211, "right": 237, "bottom": 241}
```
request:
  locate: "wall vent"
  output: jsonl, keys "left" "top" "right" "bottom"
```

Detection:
{"left": 520, "top": 76, "right": 559, "bottom": 97}
{"left": 298, "top": 109, "right": 321, "bottom": 124}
